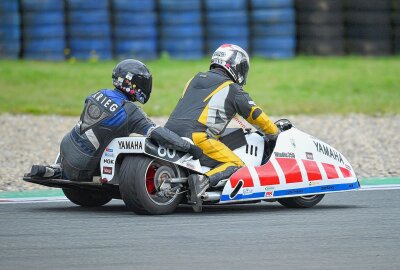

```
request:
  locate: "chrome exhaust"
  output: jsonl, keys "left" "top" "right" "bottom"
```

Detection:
{"left": 201, "top": 191, "right": 221, "bottom": 202}
{"left": 169, "top": 177, "right": 188, "bottom": 183}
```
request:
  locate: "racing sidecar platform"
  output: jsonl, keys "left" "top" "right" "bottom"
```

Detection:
{"left": 23, "top": 176, "right": 121, "bottom": 200}
{"left": 23, "top": 119, "right": 361, "bottom": 214}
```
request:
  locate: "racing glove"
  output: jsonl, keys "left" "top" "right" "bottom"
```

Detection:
{"left": 148, "top": 126, "right": 203, "bottom": 159}
{"left": 264, "top": 128, "right": 280, "bottom": 152}
{"left": 188, "top": 144, "right": 203, "bottom": 160}
{"left": 265, "top": 131, "right": 279, "bottom": 142}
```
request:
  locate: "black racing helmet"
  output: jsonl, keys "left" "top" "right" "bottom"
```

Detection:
{"left": 210, "top": 44, "right": 250, "bottom": 86}
{"left": 112, "top": 59, "right": 152, "bottom": 104}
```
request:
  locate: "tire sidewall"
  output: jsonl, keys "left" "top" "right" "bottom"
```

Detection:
{"left": 278, "top": 194, "right": 325, "bottom": 208}
{"left": 120, "top": 155, "right": 183, "bottom": 215}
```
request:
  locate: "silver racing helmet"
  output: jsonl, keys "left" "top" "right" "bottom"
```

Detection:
{"left": 210, "top": 44, "right": 250, "bottom": 86}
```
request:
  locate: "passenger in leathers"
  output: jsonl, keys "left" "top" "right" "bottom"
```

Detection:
{"left": 165, "top": 44, "right": 279, "bottom": 202}
{"left": 31, "top": 59, "right": 202, "bottom": 181}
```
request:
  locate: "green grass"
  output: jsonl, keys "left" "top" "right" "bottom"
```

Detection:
{"left": 0, "top": 56, "right": 399, "bottom": 116}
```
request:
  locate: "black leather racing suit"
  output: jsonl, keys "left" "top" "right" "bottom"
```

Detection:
{"left": 165, "top": 68, "right": 278, "bottom": 185}
{"left": 60, "top": 89, "right": 193, "bottom": 181}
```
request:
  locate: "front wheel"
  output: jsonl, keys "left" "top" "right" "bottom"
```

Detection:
{"left": 278, "top": 194, "right": 325, "bottom": 208}
{"left": 62, "top": 188, "right": 112, "bottom": 207}
{"left": 119, "top": 155, "right": 184, "bottom": 215}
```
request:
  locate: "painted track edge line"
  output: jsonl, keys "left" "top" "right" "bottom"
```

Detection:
{"left": 0, "top": 197, "right": 68, "bottom": 204}
{"left": 359, "top": 184, "right": 400, "bottom": 191}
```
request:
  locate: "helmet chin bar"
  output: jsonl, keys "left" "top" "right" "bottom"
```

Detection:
{"left": 134, "top": 91, "right": 147, "bottom": 104}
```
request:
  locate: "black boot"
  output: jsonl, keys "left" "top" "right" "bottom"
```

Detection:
{"left": 188, "top": 174, "right": 209, "bottom": 199}
{"left": 188, "top": 174, "right": 210, "bottom": 212}
{"left": 29, "top": 165, "right": 61, "bottom": 178}
{"left": 208, "top": 166, "right": 239, "bottom": 186}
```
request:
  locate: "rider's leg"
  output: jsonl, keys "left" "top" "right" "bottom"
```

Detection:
{"left": 189, "top": 132, "right": 244, "bottom": 197}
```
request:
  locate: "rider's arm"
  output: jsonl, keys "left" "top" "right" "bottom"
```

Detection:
{"left": 126, "top": 103, "right": 202, "bottom": 158}
{"left": 147, "top": 126, "right": 202, "bottom": 159}
{"left": 232, "top": 86, "right": 279, "bottom": 135}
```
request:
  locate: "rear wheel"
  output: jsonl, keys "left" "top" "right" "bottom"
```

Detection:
{"left": 119, "top": 155, "right": 184, "bottom": 215}
{"left": 278, "top": 194, "right": 324, "bottom": 208}
{"left": 62, "top": 188, "right": 112, "bottom": 207}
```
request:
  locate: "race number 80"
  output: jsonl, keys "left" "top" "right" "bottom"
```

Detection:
{"left": 157, "top": 146, "right": 176, "bottom": 159}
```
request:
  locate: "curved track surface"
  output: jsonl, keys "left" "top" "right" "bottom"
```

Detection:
{"left": 1, "top": 190, "right": 400, "bottom": 270}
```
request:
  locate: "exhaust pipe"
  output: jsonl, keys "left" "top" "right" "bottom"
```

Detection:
{"left": 201, "top": 191, "right": 221, "bottom": 202}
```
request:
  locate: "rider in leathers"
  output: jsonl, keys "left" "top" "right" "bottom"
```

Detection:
{"left": 165, "top": 44, "right": 279, "bottom": 203}
{"left": 31, "top": 59, "right": 202, "bottom": 181}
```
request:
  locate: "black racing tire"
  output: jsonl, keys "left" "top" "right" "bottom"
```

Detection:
{"left": 346, "top": 39, "right": 391, "bottom": 56}
{"left": 295, "top": 0, "right": 342, "bottom": 12}
{"left": 344, "top": 0, "right": 391, "bottom": 11}
{"left": 345, "top": 11, "right": 390, "bottom": 25}
{"left": 395, "top": 0, "right": 400, "bottom": 11}
{"left": 62, "top": 188, "right": 112, "bottom": 207}
{"left": 297, "top": 11, "right": 343, "bottom": 24}
{"left": 394, "top": 26, "right": 400, "bottom": 39}
{"left": 394, "top": 40, "right": 400, "bottom": 54}
{"left": 393, "top": 13, "right": 400, "bottom": 25}
{"left": 346, "top": 25, "right": 391, "bottom": 39}
{"left": 297, "top": 24, "right": 344, "bottom": 38}
{"left": 278, "top": 194, "right": 325, "bottom": 208}
{"left": 298, "top": 38, "right": 344, "bottom": 55}
{"left": 119, "top": 155, "right": 184, "bottom": 215}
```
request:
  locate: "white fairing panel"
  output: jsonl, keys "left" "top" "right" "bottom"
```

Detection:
{"left": 99, "top": 136, "right": 203, "bottom": 183}
{"left": 233, "top": 133, "right": 264, "bottom": 167}
{"left": 221, "top": 128, "right": 359, "bottom": 203}
{"left": 99, "top": 137, "right": 147, "bottom": 182}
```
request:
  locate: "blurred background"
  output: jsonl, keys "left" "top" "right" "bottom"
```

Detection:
{"left": 0, "top": 0, "right": 399, "bottom": 61}
{"left": 0, "top": 0, "right": 399, "bottom": 117}
{"left": 0, "top": 0, "right": 399, "bottom": 192}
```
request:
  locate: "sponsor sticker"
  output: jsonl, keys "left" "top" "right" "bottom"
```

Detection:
{"left": 290, "top": 138, "right": 296, "bottom": 148}
{"left": 103, "top": 166, "right": 112, "bottom": 175}
{"left": 265, "top": 191, "right": 274, "bottom": 197}
{"left": 213, "top": 51, "right": 226, "bottom": 57}
{"left": 105, "top": 147, "right": 113, "bottom": 152}
{"left": 243, "top": 188, "right": 253, "bottom": 195}
{"left": 274, "top": 152, "right": 295, "bottom": 158}
{"left": 309, "top": 181, "right": 321, "bottom": 186}
{"left": 118, "top": 140, "right": 143, "bottom": 150}
{"left": 91, "top": 92, "right": 119, "bottom": 112}
{"left": 306, "top": 152, "right": 314, "bottom": 160}
{"left": 184, "top": 162, "right": 195, "bottom": 170}
{"left": 313, "top": 141, "right": 344, "bottom": 164}
{"left": 103, "top": 158, "right": 114, "bottom": 165}
{"left": 321, "top": 185, "right": 334, "bottom": 191}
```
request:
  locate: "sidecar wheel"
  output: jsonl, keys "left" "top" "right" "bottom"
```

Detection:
{"left": 119, "top": 155, "right": 184, "bottom": 215}
{"left": 62, "top": 188, "right": 112, "bottom": 207}
{"left": 278, "top": 194, "right": 324, "bottom": 208}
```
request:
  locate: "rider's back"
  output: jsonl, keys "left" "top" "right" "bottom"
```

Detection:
{"left": 166, "top": 69, "right": 247, "bottom": 138}
{"left": 60, "top": 89, "right": 153, "bottom": 181}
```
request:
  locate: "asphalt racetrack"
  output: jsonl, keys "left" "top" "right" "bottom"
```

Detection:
{"left": 1, "top": 190, "right": 399, "bottom": 270}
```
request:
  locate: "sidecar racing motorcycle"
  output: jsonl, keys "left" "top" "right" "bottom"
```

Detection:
{"left": 23, "top": 119, "right": 360, "bottom": 214}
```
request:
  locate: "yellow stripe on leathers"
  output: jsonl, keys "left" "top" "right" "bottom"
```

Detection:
{"left": 203, "top": 80, "right": 233, "bottom": 102}
{"left": 181, "top": 77, "right": 194, "bottom": 98}
{"left": 246, "top": 106, "right": 279, "bottom": 135}
{"left": 198, "top": 104, "right": 209, "bottom": 125}
{"left": 192, "top": 132, "right": 243, "bottom": 177}
{"left": 198, "top": 81, "right": 234, "bottom": 125}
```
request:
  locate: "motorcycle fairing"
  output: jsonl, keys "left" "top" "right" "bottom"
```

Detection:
{"left": 99, "top": 136, "right": 202, "bottom": 182}
{"left": 220, "top": 128, "right": 359, "bottom": 203}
